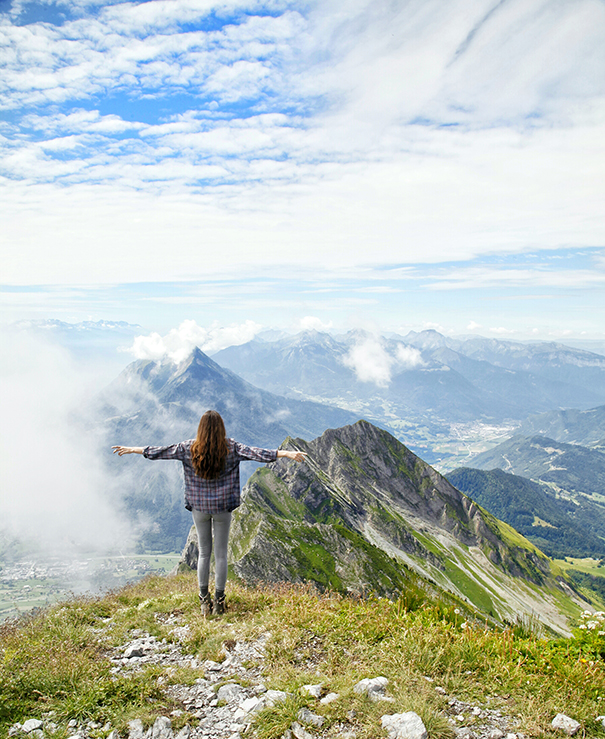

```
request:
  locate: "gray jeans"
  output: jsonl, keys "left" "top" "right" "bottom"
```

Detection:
{"left": 191, "top": 509, "right": 232, "bottom": 592}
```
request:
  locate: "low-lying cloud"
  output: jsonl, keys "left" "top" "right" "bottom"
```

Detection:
{"left": 0, "top": 331, "right": 131, "bottom": 561}
{"left": 343, "top": 335, "right": 424, "bottom": 387}
{"left": 128, "top": 319, "right": 263, "bottom": 363}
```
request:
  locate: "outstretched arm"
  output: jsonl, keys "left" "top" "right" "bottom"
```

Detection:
{"left": 112, "top": 446, "right": 145, "bottom": 456}
{"left": 277, "top": 450, "right": 307, "bottom": 462}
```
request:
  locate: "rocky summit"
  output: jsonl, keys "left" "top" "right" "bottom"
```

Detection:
{"left": 178, "top": 421, "right": 591, "bottom": 636}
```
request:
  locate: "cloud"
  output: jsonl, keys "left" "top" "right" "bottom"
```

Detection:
{"left": 298, "top": 316, "right": 333, "bottom": 332}
{"left": 467, "top": 321, "right": 482, "bottom": 330}
{"left": 0, "top": 330, "right": 130, "bottom": 558}
{"left": 342, "top": 335, "right": 423, "bottom": 386}
{"left": 128, "top": 319, "right": 263, "bottom": 362}
{"left": 489, "top": 326, "right": 516, "bottom": 335}
{"left": 1, "top": 0, "right": 604, "bottom": 286}
{"left": 343, "top": 335, "right": 394, "bottom": 387}
{"left": 395, "top": 344, "right": 424, "bottom": 369}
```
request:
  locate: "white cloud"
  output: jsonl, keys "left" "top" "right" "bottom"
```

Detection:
{"left": 489, "top": 326, "right": 516, "bottom": 335}
{"left": 1, "top": 0, "right": 604, "bottom": 285}
{"left": 467, "top": 321, "right": 482, "bottom": 330}
{"left": 343, "top": 334, "right": 394, "bottom": 387}
{"left": 395, "top": 344, "right": 424, "bottom": 369}
{"left": 128, "top": 319, "right": 263, "bottom": 362}
{"left": 0, "top": 330, "right": 130, "bottom": 557}
{"left": 298, "top": 316, "right": 333, "bottom": 332}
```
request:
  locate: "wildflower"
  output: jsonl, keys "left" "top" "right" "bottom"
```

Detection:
{"left": 454, "top": 609, "right": 460, "bottom": 615}
{"left": 587, "top": 621, "right": 598, "bottom": 630}
{"left": 598, "top": 631, "right": 605, "bottom": 636}
{"left": 578, "top": 625, "right": 587, "bottom": 630}
{"left": 460, "top": 622, "right": 468, "bottom": 629}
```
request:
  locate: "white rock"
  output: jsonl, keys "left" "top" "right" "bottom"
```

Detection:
{"left": 22, "top": 721, "right": 43, "bottom": 734}
{"left": 151, "top": 716, "right": 172, "bottom": 739}
{"left": 217, "top": 684, "right": 244, "bottom": 703}
{"left": 297, "top": 708, "right": 325, "bottom": 727}
{"left": 552, "top": 714, "right": 581, "bottom": 736}
{"left": 203, "top": 660, "right": 222, "bottom": 671}
{"left": 124, "top": 645, "right": 145, "bottom": 659}
{"left": 8, "top": 725, "right": 22, "bottom": 737}
{"left": 263, "top": 690, "right": 290, "bottom": 707}
{"left": 301, "top": 683, "right": 323, "bottom": 699}
{"left": 290, "top": 723, "right": 314, "bottom": 739}
{"left": 320, "top": 692, "right": 340, "bottom": 705}
{"left": 597, "top": 716, "right": 605, "bottom": 729}
{"left": 236, "top": 697, "right": 262, "bottom": 715}
{"left": 486, "top": 731, "right": 505, "bottom": 739}
{"left": 128, "top": 720, "right": 145, "bottom": 739}
{"left": 435, "top": 687, "right": 447, "bottom": 695}
{"left": 232, "top": 709, "right": 247, "bottom": 722}
{"left": 455, "top": 730, "right": 475, "bottom": 739}
{"left": 107, "top": 731, "right": 120, "bottom": 739}
{"left": 381, "top": 712, "right": 428, "bottom": 739}
{"left": 174, "top": 727, "right": 190, "bottom": 739}
{"left": 353, "top": 676, "right": 388, "bottom": 701}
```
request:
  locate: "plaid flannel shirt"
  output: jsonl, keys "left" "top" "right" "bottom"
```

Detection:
{"left": 143, "top": 438, "right": 278, "bottom": 513}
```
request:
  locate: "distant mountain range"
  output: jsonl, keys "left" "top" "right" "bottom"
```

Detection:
{"left": 199, "top": 421, "right": 587, "bottom": 634}
{"left": 469, "top": 434, "right": 605, "bottom": 497}
{"left": 447, "top": 467, "right": 605, "bottom": 559}
{"left": 213, "top": 329, "right": 605, "bottom": 429}
{"left": 518, "top": 405, "right": 605, "bottom": 446}
{"left": 93, "top": 348, "right": 359, "bottom": 551}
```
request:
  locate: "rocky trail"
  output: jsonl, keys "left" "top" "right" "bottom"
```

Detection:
{"left": 8, "top": 604, "right": 587, "bottom": 739}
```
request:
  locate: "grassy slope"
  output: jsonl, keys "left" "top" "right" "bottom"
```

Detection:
{"left": 1, "top": 574, "right": 605, "bottom": 739}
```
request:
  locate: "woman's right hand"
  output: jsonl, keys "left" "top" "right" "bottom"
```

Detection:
{"left": 112, "top": 446, "right": 144, "bottom": 456}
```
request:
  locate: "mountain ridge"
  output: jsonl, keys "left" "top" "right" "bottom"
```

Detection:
{"left": 177, "top": 420, "right": 591, "bottom": 635}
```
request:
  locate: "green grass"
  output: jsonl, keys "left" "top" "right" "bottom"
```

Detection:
{"left": 1, "top": 574, "right": 605, "bottom": 739}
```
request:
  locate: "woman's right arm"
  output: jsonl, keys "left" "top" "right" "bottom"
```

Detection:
{"left": 112, "top": 446, "right": 144, "bottom": 456}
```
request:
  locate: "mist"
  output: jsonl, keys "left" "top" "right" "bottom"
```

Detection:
{"left": 0, "top": 330, "right": 133, "bottom": 567}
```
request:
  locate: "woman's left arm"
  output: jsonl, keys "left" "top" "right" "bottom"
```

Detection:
{"left": 112, "top": 446, "right": 144, "bottom": 456}
{"left": 277, "top": 450, "right": 307, "bottom": 463}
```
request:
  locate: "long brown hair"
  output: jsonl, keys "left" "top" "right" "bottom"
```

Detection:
{"left": 191, "top": 410, "right": 228, "bottom": 479}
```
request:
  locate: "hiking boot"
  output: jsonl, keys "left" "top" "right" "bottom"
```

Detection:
{"left": 214, "top": 593, "right": 226, "bottom": 616}
{"left": 199, "top": 592, "right": 213, "bottom": 618}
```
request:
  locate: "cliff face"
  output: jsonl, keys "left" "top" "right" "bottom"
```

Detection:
{"left": 183, "top": 421, "right": 590, "bottom": 635}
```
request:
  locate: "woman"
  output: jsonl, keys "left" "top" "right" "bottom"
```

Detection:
{"left": 112, "top": 409, "right": 307, "bottom": 616}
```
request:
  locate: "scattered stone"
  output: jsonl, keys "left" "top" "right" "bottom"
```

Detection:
{"left": 21, "top": 721, "right": 43, "bottom": 734}
{"left": 68, "top": 720, "right": 79, "bottom": 730}
{"left": 320, "top": 692, "right": 340, "bottom": 705}
{"left": 262, "top": 689, "right": 290, "bottom": 707}
{"left": 301, "top": 683, "right": 323, "bottom": 699}
{"left": 597, "top": 716, "right": 605, "bottom": 730}
{"left": 455, "top": 730, "right": 476, "bottom": 739}
{"left": 9, "top": 725, "right": 22, "bottom": 737}
{"left": 174, "top": 728, "right": 190, "bottom": 739}
{"left": 241, "top": 697, "right": 262, "bottom": 713}
{"left": 552, "top": 714, "right": 581, "bottom": 736}
{"left": 125, "top": 645, "right": 146, "bottom": 659}
{"left": 217, "top": 684, "right": 244, "bottom": 703}
{"left": 381, "top": 712, "right": 428, "bottom": 739}
{"left": 107, "top": 731, "right": 120, "bottom": 739}
{"left": 297, "top": 708, "right": 325, "bottom": 727}
{"left": 128, "top": 720, "right": 145, "bottom": 739}
{"left": 252, "top": 684, "right": 267, "bottom": 695}
{"left": 203, "top": 660, "right": 222, "bottom": 672}
{"left": 151, "top": 717, "right": 172, "bottom": 739}
{"left": 435, "top": 687, "right": 447, "bottom": 695}
{"left": 487, "top": 731, "right": 505, "bottom": 739}
{"left": 290, "top": 723, "right": 314, "bottom": 739}
{"left": 353, "top": 676, "right": 388, "bottom": 701}
{"left": 346, "top": 710, "right": 356, "bottom": 721}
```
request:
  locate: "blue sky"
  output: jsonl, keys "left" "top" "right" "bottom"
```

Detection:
{"left": 1, "top": 0, "right": 604, "bottom": 340}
